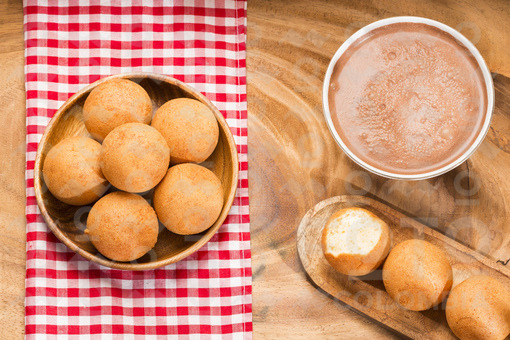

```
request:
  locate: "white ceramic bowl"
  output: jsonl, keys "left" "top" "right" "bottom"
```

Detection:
{"left": 322, "top": 16, "right": 494, "bottom": 180}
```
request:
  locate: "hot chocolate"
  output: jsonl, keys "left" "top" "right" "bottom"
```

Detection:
{"left": 328, "top": 22, "right": 487, "bottom": 175}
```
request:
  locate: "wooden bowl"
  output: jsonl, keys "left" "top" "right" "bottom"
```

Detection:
{"left": 34, "top": 73, "right": 239, "bottom": 270}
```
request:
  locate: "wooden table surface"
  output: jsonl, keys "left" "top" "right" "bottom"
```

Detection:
{"left": 248, "top": 0, "right": 510, "bottom": 338}
{"left": 0, "top": 0, "right": 509, "bottom": 338}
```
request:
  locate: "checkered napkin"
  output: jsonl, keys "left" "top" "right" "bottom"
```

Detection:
{"left": 24, "top": 1, "right": 252, "bottom": 337}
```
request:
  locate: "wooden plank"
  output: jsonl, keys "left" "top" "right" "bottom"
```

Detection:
{"left": 297, "top": 195, "right": 510, "bottom": 339}
{"left": 0, "top": 0, "right": 27, "bottom": 338}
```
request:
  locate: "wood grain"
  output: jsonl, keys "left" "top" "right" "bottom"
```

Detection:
{"left": 247, "top": 0, "right": 510, "bottom": 338}
{"left": 297, "top": 195, "right": 510, "bottom": 339}
{"left": 0, "top": 0, "right": 26, "bottom": 338}
{"left": 0, "top": 0, "right": 509, "bottom": 338}
{"left": 34, "top": 73, "right": 239, "bottom": 270}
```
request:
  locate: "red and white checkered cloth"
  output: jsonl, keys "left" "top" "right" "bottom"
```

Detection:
{"left": 24, "top": 1, "right": 252, "bottom": 337}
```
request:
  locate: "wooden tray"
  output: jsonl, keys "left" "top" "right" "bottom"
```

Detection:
{"left": 297, "top": 195, "right": 510, "bottom": 339}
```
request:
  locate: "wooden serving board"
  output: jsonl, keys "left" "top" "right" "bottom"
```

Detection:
{"left": 297, "top": 195, "right": 510, "bottom": 339}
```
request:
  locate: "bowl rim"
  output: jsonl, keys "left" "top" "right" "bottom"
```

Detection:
{"left": 34, "top": 72, "right": 239, "bottom": 270}
{"left": 322, "top": 16, "right": 495, "bottom": 180}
